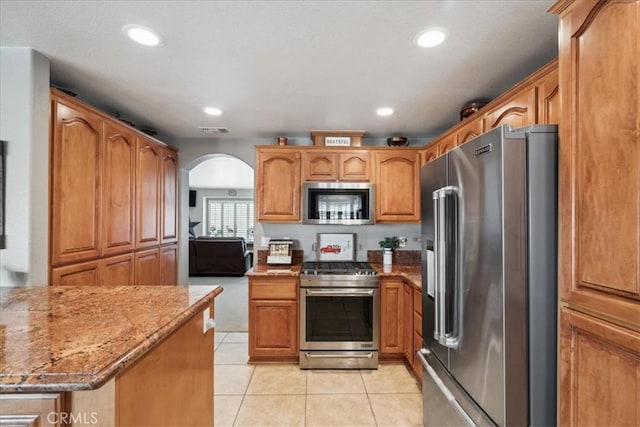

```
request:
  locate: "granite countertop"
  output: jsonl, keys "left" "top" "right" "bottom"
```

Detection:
{"left": 371, "top": 264, "right": 422, "bottom": 289}
{"left": 0, "top": 285, "right": 223, "bottom": 393}
{"left": 245, "top": 264, "right": 302, "bottom": 276}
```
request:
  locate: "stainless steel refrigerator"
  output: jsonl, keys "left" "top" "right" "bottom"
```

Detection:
{"left": 418, "top": 125, "right": 557, "bottom": 427}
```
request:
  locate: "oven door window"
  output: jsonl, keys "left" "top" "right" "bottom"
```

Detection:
{"left": 305, "top": 293, "right": 373, "bottom": 342}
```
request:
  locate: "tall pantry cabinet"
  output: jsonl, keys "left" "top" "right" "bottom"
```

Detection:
{"left": 550, "top": 1, "right": 639, "bottom": 425}
{"left": 49, "top": 89, "right": 179, "bottom": 286}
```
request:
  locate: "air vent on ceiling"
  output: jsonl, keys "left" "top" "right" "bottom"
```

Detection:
{"left": 198, "top": 126, "right": 229, "bottom": 134}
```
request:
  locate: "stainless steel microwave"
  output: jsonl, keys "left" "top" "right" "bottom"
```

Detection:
{"left": 303, "top": 182, "right": 374, "bottom": 225}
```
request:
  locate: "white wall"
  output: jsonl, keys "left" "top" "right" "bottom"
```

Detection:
{"left": 0, "top": 48, "right": 50, "bottom": 286}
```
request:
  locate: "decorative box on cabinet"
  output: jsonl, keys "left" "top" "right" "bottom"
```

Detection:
{"left": 50, "top": 96, "right": 103, "bottom": 266}
{"left": 374, "top": 150, "right": 420, "bottom": 222}
{"left": 248, "top": 276, "right": 298, "bottom": 360}
{"left": 255, "top": 148, "right": 302, "bottom": 222}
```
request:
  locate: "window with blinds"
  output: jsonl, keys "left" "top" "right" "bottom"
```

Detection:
{"left": 204, "top": 198, "right": 254, "bottom": 242}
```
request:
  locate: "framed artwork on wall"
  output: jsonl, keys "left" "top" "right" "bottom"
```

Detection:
{"left": 316, "top": 233, "right": 356, "bottom": 261}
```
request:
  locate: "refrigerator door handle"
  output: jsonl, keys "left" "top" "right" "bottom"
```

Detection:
{"left": 417, "top": 349, "right": 477, "bottom": 427}
{"left": 433, "top": 186, "right": 459, "bottom": 348}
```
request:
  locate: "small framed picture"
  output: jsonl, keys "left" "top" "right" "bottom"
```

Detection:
{"left": 317, "top": 233, "right": 356, "bottom": 261}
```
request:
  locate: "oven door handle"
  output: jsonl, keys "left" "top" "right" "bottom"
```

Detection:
{"left": 305, "top": 289, "right": 375, "bottom": 297}
{"left": 304, "top": 352, "right": 375, "bottom": 359}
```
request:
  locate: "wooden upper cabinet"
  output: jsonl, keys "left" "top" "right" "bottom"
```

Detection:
{"left": 161, "top": 147, "right": 178, "bottom": 244}
{"left": 374, "top": 150, "right": 420, "bottom": 222}
{"left": 421, "top": 144, "right": 439, "bottom": 166}
{"left": 338, "top": 151, "right": 370, "bottom": 181}
{"left": 303, "top": 151, "right": 338, "bottom": 181}
{"left": 256, "top": 148, "right": 302, "bottom": 222}
{"left": 303, "top": 150, "right": 370, "bottom": 181}
{"left": 102, "top": 121, "right": 136, "bottom": 257}
{"left": 135, "top": 137, "right": 161, "bottom": 248}
{"left": 437, "top": 134, "right": 457, "bottom": 156}
{"left": 50, "top": 98, "right": 103, "bottom": 266}
{"left": 456, "top": 116, "right": 483, "bottom": 146}
{"left": 553, "top": 0, "right": 640, "bottom": 328}
{"left": 483, "top": 86, "right": 536, "bottom": 130}
{"left": 535, "top": 61, "right": 560, "bottom": 125}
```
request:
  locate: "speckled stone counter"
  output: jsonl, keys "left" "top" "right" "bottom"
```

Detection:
{"left": 0, "top": 285, "right": 222, "bottom": 393}
{"left": 245, "top": 264, "right": 301, "bottom": 276}
{"left": 371, "top": 263, "right": 422, "bottom": 289}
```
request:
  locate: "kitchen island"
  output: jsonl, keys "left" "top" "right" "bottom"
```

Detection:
{"left": 0, "top": 285, "right": 222, "bottom": 426}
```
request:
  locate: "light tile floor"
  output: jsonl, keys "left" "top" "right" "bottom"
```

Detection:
{"left": 214, "top": 332, "right": 423, "bottom": 427}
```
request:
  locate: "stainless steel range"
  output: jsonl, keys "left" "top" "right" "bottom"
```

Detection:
{"left": 299, "top": 261, "right": 379, "bottom": 369}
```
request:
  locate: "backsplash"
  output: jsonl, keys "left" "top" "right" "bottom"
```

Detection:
{"left": 367, "top": 250, "right": 421, "bottom": 265}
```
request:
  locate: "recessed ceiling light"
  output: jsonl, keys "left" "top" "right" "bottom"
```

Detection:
{"left": 122, "top": 25, "right": 163, "bottom": 47}
{"left": 203, "top": 107, "right": 223, "bottom": 116}
{"left": 376, "top": 107, "right": 394, "bottom": 116}
{"left": 414, "top": 27, "right": 448, "bottom": 48}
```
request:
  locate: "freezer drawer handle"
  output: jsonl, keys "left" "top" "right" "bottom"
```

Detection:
{"left": 416, "top": 349, "right": 477, "bottom": 427}
{"left": 432, "top": 185, "right": 460, "bottom": 348}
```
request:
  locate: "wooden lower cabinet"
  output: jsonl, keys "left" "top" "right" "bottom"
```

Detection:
{"left": 134, "top": 248, "right": 161, "bottom": 285}
{"left": 248, "top": 277, "right": 298, "bottom": 360}
{"left": 402, "top": 283, "right": 413, "bottom": 362}
{"left": 0, "top": 393, "right": 65, "bottom": 427}
{"left": 160, "top": 245, "right": 177, "bottom": 285}
{"left": 559, "top": 307, "right": 640, "bottom": 427}
{"left": 51, "top": 260, "right": 101, "bottom": 286}
{"left": 101, "top": 253, "right": 135, "bottom": 286}
{"left": 380, "top": 279, "right": 404, "bottom": 355}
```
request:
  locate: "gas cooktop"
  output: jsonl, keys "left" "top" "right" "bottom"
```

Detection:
{"left": 301, "top": 261, "right": 377, "bottom": 276}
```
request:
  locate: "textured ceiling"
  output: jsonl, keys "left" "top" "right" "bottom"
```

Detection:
{"left": 0, "top": 0, "right": 558, "bottom": 142}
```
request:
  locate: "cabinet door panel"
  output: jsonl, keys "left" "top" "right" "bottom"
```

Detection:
{"left": 256, "top": 150, "right": 301, "bottom": 222}
{"left": 102, "top": 122, "right": 136, "bottom": 256}
{"left": 101, "top": 253, "right": 135, "bottom": 286}
{"left": 50, "top": 100, "right": 102, "bottom": 265}
{"left": 456, "top": 117, "right": 483, "bottom": 146}
{"left": 375, "top": 151, "right": 420, "bottom": 222}
{"left": 51, "top": 260, "right": 100, "bottom": 286}
{"left": 559, "top": 308, "right": 640, "bottom": 427}
{"left": 557, "top": 0, "right": 640, "bottom": 327}
{"left": 304, "top": 151, "right": 337, "bottom": 181}
{"left": 339, "top": 151, "right": 370, "bottom": 181}
{"left": 437, "top": 134, "right": 456, "bottom": 156}
{"left": 483, "top": 87, "right": 536, "bottom": 130}
{"left": 403, "top": 283, "right": 413, "bottom": 362}
{"left": 249, "top": 300, "right": 297, "bottom": 357}
{"left": 380, "top": 279, "right": 403, "bottom": 354}
{"left": 160, "top": 244, "right": 177, "bottom": 285}
{"left": 161, "top": 148, "right": 178, "bottom": 244}
{"left": 536, "top": 63, "right": 560, "bottom": 125}
{"left": 135, "top": 137, "right": 160, "bottom": 248}
{"left": 134, "top": 248, "right": 161, "bottom": 285}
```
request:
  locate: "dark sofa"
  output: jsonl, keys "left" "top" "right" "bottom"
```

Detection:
{"left": 189, "top": 237, "right": 252, "bottom": 276}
